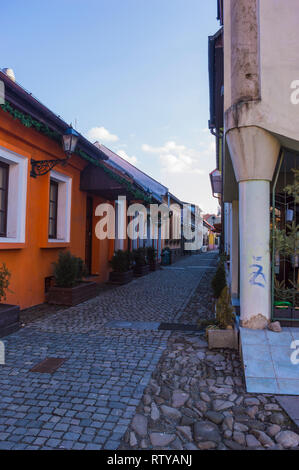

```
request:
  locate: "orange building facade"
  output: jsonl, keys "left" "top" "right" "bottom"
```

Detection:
{"left": 0, "top": 71, "right": 159, "bottom": 309}
{"left": 0, "top": 71, "right": 184, "bottom": 310}
{"left": 0, "top": 104, "right": 118, "bottom": 309}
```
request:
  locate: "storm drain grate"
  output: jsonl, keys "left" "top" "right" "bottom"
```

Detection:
{"left": 30, "top": 357, "right": 66, "bottom": 374}
{"left": 158, "top": 323, "right": 201, "bottom": 331}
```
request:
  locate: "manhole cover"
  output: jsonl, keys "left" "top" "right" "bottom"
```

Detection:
{"left": 30, "top": 357, "right": 66, "bottom": 374}
{"left": 158, "top": 323, "right": 200, "bottom": 331}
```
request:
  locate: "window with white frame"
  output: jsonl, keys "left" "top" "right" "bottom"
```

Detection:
{"left": 48, "top": 170, "right": 72, "bottom": 243}
{"left": 0, "top": 146, "right": 28, "bottom": 243}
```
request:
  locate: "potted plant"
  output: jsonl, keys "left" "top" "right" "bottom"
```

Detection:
{"left": 109, "top": 250, "right": 134, "bottom": 285}
{"left": 133, "top": 248, "right": 150, "bottom": 277}
{"left": 271, "top": 169, "right": 299, "bottom": 323}
{"left": 206, "top": 286, "right": 238, "bottom": 350}
{"left": 211, "top": 258, "right": 227, "bottom": 313}
{"left": 47, "top": 251, "right": 98, "bottom": 306}
{"left": 0, "top": 263, "right": 20, "bottom": 338}
{"left": 147, "top": 246, "right": 158, "bottom": 271}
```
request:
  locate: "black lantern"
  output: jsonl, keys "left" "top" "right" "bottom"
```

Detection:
{"left": 62, "top": 126, "right": 79, "bottom": 156}
{"left": 31, "top": 126, "right": 79, "bottom": 178}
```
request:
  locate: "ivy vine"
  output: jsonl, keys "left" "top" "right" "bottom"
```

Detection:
{"left": 0, "top": 100, "right": 152, "bottom": 203}
{"left": 78, "top": 149, "right": 152, "bottom": 203}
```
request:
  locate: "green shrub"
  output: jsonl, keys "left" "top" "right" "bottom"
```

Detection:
{"left": 216, "top": 286, "right": 235, "bottom": 329}
{"left": 53, "top": 251, "right": 86, "bottom": 288}
{"left": 110, "top": 250, "right": 132, "bottom": 273}
{"left": 197, "top": 318, "right": 218, "bottom": 329}
{"left": 211, "top": 260, "right": 227, "bottom": 298}
{"left": 133, "top": 248, "right": 147, "bottom": 267}
{"left": 0, "top": 263, "right": 11, "bottom": 302}
{"left": 76, "top": 256, "right": 88, "bottom": 280}
{"left": 146, "top": 246, "right": 157, "bottom": 263}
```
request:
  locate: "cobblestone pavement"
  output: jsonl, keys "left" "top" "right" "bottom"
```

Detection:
{"left": 178, "top": 271, "right": 215, "bottom": 325}
{"left": 19, "top": 284, "right": 116, "bottom": 327}
{"left": 0, "top": 253, "right": 217, "bottom": 450}
{"left": 30, "top": 254, "right": 217, "bottom": 334}
{"left": 119, "top": 275, "right": 299, "bottom": 451}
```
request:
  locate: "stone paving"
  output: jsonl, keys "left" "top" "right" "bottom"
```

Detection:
{"left": 277, "top": 396, "right": 299, "bottom": 429}
{"left": 5, "top": 251, "right": 296, "bottom": 451}
{"left": 119, "top": 331, "right": 299, "bottom": 450}
{"left": 30, "top": 254, "right": 216, "bottom": 333}
{"left": 119, "top": 271, "right": 299, "bottom": 451}
{"left": 0, "top": 253, "right": 217, "bottom": 450}
{"left": 0, "top": 329, "right": 169, "bottom": 450}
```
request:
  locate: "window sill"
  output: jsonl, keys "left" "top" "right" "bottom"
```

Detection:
{"left": 41, "top": 241, "right": 71, "bottom": 249}
{"left": 0, "top": 242, "right": 26, "bottom": 250}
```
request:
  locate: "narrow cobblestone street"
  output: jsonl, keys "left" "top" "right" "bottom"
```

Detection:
{"left": 0, "top": 253, "right": 216, "bottom": 450}
{"left": 0, "top": 251, "right": 298, "bottom": 450}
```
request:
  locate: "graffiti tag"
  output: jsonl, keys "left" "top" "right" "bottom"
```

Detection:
{"left": 249, "top": 256, "right": 266, "bottom": 288}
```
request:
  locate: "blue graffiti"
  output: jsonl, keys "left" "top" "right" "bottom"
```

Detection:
{"left": 249, "top": 256, "right": 266, "bottom": 288}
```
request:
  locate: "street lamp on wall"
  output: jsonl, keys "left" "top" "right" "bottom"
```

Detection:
{"left": 30, "top": 126, "right": 79, "bottom": 178}
{"left": 62, "top": 126, "right": 79, "bottom": 156}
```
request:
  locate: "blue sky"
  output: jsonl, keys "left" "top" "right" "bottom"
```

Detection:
{"left": 1, "top": 0, "right": 219, "bottom": 213}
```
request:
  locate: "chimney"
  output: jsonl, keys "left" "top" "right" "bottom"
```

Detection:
{"left": 2, "top": 68, "right": 16, "bottom": 82}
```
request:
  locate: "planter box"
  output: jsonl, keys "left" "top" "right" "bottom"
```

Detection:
{"left": 208, "top": 328, "right": 238, "bottom": 350}
{"left": 109, "top": 270, "right": 134, "bottom": 285}
{"left": 47, "top": 281, "right": 98, "bottom": 306}
{"left": 149, "top": 262, "right": 157, "bottom": 272}
{"left": 0, "top": 304, "right": 20, "bottom": 338}
{"left": 134, "top": 265, "right": 150, "bottom": 277}
{"left": 273, "top": 307, "right": 299, "bottom": 327}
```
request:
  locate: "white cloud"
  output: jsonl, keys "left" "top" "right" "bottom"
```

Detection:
{"left": 117, "top": 149, "right": 138, "bottom": 165}
{"left": 141, "top": 140, "right": 212, "bottom": 175}
{"left": 141, "top": 134, "right": 219, "bottom": 213}
{"left": 87, "top": 126, "right": 119, "bottom": 143}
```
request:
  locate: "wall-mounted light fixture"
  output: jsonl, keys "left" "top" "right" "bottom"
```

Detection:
{"left": 30, "top": 126, "right": 79, "bottom": 178}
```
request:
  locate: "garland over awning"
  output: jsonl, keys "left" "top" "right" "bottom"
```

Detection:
{"left": 0, "top": 101, "right": 152, "bottom": 203}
